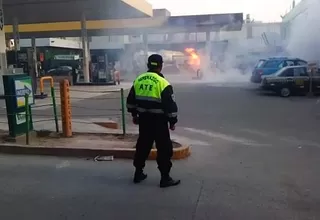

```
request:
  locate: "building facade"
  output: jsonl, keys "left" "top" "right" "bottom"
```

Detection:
{"left": 282, "top": 0, "right": 309, "bottom": 41}
{"left": 87, "top": 22, "right": 282, "bottom": 50}
{"left": 281, "top": 0, "right": 320, "bottom": 61}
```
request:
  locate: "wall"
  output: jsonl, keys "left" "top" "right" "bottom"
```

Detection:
{"left": 282, "top": 0, "right": 309, "bottom": 41}
{"left": 85, "top": 22, "right": 282, "bottom": 50}
{"left": 282, "top": 0, "right": 308, "bottom": 23}
{"left": 19, "top": 38, "right": 82, "bottom": 49}
{"left": 89, "top": 36, "right": 125, "bottom": 49}
{"left": 219, "top": 23, "right": 281, "bottom": 40}
{"left": 282, "top": 0, "right": 320, "bottom": 60}
{"left": 283, "top": 6, "right": 308, "bottom": 41}
{"left": 153, "top": 9, "right": 171, "bottom": 17}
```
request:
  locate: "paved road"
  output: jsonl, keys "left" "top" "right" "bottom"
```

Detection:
{"left": 0, "top": 80, "right": 320, "bottom": 219}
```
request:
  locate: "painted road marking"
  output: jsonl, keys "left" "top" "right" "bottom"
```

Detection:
{"left": 126, "top": 125, "right": 211, "bottom": 146}
{"left": 183, "top": 127, "right": 270, "bottom": 147}
{"left": 239, "top": 127, "right": 320, "bottom": 148}
{"left": 2, "top": 92, "right": 109, "bottom": 110}
{"left": 239, "top": 128, "right": 269, "bottom": 137}
{"left": 171, "top": 134, "right": 211, "bottom": 146}
{"left": 32, "top": 103, "right": 56, "bottom": 110}
{"left": 69, "top": 91, "right": 109, "bottom": 98}
{"left": 207, "top": 82, "right": 255, "bottom": 88}
{"left": 2, "top": 102, "right": 56, "bottom": 110}
{"left": 55, "top": 160, "right": 71, "bottom": 169}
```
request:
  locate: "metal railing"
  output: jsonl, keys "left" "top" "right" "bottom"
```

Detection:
{"left": 0, "top": 86, "right": 128, "bottom": 145}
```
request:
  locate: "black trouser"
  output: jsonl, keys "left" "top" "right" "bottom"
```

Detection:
{"left": 133, "top": 113, "right": 173, "bottom": 177}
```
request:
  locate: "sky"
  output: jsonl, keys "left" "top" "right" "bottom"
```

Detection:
{"left": 146, "top": 0, "right": 302, "bottom": 22}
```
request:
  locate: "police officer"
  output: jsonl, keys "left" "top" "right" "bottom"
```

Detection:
{"left": 127, "top": 54, "right": 180, "bottom": 188}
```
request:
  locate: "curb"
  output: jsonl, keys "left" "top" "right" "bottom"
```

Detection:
{"left": 93, "top": 121, "right": 119, "bottom": 129}
{"left": 0, "top": 143, "right": 191, "bottom": 160}
{"left": 149, "top": 145, "right": 190, "bottom": 160}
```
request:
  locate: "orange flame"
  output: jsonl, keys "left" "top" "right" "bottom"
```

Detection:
{"left": 184, "top": 48, "right": 200, "bottom": 67}
{"left": 185, "top": 48, "right": 195, "bottom": 53}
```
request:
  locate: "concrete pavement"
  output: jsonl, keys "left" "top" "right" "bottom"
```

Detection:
{"left": 0, "top": 79, "right": 320, "bottom": 219}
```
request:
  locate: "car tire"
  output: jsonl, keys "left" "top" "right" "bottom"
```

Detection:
{"left": 280, "top": 87, "right": 291, "bottom": 97}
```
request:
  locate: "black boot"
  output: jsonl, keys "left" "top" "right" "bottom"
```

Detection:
{"left": 160, "top": 176, "right": 181, "bottom": 188}
{"left": 133, "top": 170, "right": 147, "bottom": 184}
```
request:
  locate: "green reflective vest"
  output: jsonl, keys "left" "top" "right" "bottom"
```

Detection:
{"left": 134, "top": 72, "right": 170, "bottom": 101}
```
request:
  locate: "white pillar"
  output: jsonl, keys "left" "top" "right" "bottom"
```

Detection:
{"left": 31, "top": 37, "right": 38, "bottom": 94}
{"left": 246, "top": 23, "right": 253, "bottom": 39}
{"left": 142, "top": 33, "right": 148, "bottom": 58}
{"left": 214, "top": 31, "right": 220, "bottom": 41}
{"left": 87, "top": 36, "right": 91, "bottom": 63}
{"left": 205, "top": 32, "right": 211, "bottom": 63}
{"left": 31, "top": 38, "right": 38, "bottom": 76}
{"left": 12, "top": 17, "right": 20, "bottom": 65}
{"left": 0, "top": 0, "right": 7, "bottom": 95}
{"left": 81, "top": 12, "right": 90, "bottom": 83}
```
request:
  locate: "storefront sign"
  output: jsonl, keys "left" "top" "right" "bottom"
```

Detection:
{"left": 54, "top": 55, "right": 80, "bottom": 60}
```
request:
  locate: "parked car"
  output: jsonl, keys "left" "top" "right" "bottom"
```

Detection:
{"left": 46, "top": 66, "right": 73, "bottom": 76}
{"left": 260, "top": 65, "right": 320, "bottom": 97}
{"left": 251, "top": 57, "right": 308, "bottom": 83}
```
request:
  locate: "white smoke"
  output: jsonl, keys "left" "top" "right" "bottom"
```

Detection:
{"left": 286, "top": 0, "right": 320, "bottom": 62}
{"left": 118, "top": 15, "right": 267, "bottom": 84}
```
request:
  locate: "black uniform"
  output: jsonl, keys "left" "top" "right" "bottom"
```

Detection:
{"left": 127, "top": 54, "right": 180, "bottom": 187}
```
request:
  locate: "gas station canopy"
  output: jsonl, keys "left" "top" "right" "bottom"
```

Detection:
{"left": 3, "top": 0, "right": 152, "bottom": 24}
{"left": 4, "top": 12, "right": 244, "bottom": 38}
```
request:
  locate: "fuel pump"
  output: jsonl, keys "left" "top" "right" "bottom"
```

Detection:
{"left": 6, "top": 50, "right": 38, "bottom": 94}
{"left": 6, "top": 50, "right": 29, "bottom": 74}
{"left": 96, "top": 54, "right": 107, "bottom": 82}
{"left": 91, "top": 52, "right": 118, "bottom": 84}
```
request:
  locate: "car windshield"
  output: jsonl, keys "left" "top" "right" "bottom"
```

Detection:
{"left": 255, "top": 60, "right": 265, "bottom": 68}
{"left": 262, "top": 60, "right": 281, "bottom": 68}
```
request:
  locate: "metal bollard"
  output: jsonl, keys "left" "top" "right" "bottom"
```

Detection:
{"left": 24, "top": 93, "right": 30, "bottom": 145}
{"left": 60, "top": 79, "right": 72, "bottom": 137}
{"left": 51, "top": 86, "right": 59, "bottom": 133}
{"left": 120, "top": 88, "right": 126, "bottom": 135}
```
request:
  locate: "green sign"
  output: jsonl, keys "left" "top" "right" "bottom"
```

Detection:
{"left": 3, "top": 74, "right": 34, "bottom": 137}
{"left": 16, "top": 112, "right": 27, "bottom": 125}
{"left": 14, "top": 77, "right": 34, "bottom": 108}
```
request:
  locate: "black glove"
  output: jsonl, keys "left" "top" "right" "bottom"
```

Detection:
{"left": 169, "top": 123, "right": 175, "bottom": 131}
{"left": 132, "top": 116, "right": 139, "bottom": 125}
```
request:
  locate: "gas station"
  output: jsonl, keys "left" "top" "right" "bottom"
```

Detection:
{"left": 0, "top": 0, "right": 153, "bottom": 137}
{"left": 2, "top": 0, "right": 153, "bottom": 87}
{"left": 0, "top": 0, "right": 243, "bottom": 139}
{"left": 3, "top": 0, "right": 243, "bottom": 86}
{"left": 1, "top": 0, "right": 243, "bottom": 92}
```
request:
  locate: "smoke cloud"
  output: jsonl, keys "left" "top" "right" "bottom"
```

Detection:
{"left": 286, "top": 0, "right": 320, "bottom": 62}
{"left": 117, "top": 14, "right": 257, "bottom": 84}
